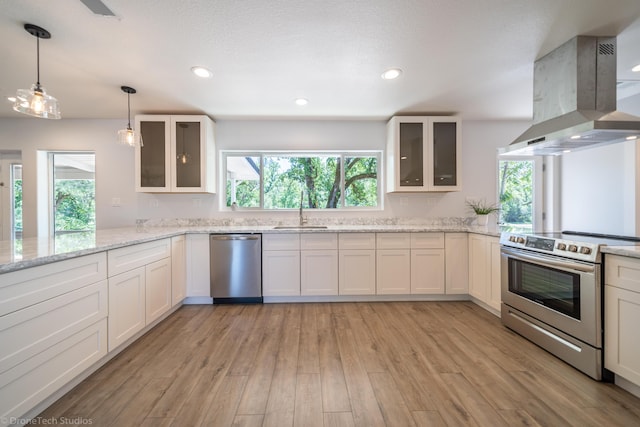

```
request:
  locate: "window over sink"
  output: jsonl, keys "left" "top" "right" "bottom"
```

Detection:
{"left": 222, "top": 151, "right": 381, "bottom": 210}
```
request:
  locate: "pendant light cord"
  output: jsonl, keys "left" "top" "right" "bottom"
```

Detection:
{"left": 36, "top": 35, "right": 41, "bottom": 87}
{"left": 127, "top": 92, "right": 131, "bottom": 129}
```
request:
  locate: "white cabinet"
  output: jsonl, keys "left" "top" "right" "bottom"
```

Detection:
{"left": 171, "top": 235, "right": 186, "bottom": 306}
{"left": 145, "top": 258, "right": 172, "bottom": 324}
{"left": 445, "top": 233, "right": 469, "bottom": 294}
{"left": 410, "top": 232, "right": 445, "bottom": 294}
{"left": 377, "top": 233, "right": 411, "bottom": 294}
{"left": 108, "top": 267, "right": 146, "bottom": 350}
{"left": 135, "top": 115, "right": 216, "bottom": 193}
{"left": 301, "top": 234, "right": 338, "bottom": 296}
{"left": 386, "top": 116, "right": 461, "bottom": 193}
{"left": 468, "top": 234, "right": 501, "bottom": 312}
{"left": 263, "top": 234, "right": 301, "bottom": 296}
{"left": 0, "top": 253, "right": 108, "bottom": 421}
{"left": 186, "top": 234, "right": 211, "bottom": 298}
{"left": 339, "top": 233, "right": 376, "bottom": 295}
{"left": 605, "top": 255, "right": 640, "bottom": 387}
{"left": 107, "top": 239, "right": 172, "bottom": 350}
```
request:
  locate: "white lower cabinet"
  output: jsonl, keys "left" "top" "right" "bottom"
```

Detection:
{"left": 468, "top": 234, "right": 501, "bottom": 311}
{"left": 108, "top": 267, "right": 146, "bottom": 350}
{"left": 605, "top": 254, "right": 640, "bottom": 387}
{"left": 107, "top": 239, "right": 173, "bottom": 351}
{"left": 263, "top": 234, "right": 301, "bottom": 296}
{"left": 444, "top": 233, "right": 469, "bottom": 294}
{"left": 0, "top": 254, "right": 108, "bottom": 421}
{"left": 301, "top": 250, "right": 338, "bottom": 295}
{"left": 411, "top": 249, "right": 445, "bottom": 294}
{"left": 376, "top": 249, "right": 411, "bottom": 294}
{"left": 171, "top": 235, "right": 187, "bottom": 306}
{"left": 145, "top": 258, "right": 172, "bottom": 324}
{"left": 339, "top": 250, "right": 376, "bottom": 295}
{"left": 186, "top": 234, "right": 211, "bottom": 298}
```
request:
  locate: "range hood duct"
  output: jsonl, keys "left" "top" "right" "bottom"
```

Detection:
{"left": 500, "top": 36, "right": 640, "bottom": 156}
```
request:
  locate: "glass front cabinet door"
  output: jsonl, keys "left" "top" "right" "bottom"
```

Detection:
{"left": 135, "top": 115, "right": 216, "bottom": 193}
{"left": 386, "top": 116, "right": 461, "bottom": 192}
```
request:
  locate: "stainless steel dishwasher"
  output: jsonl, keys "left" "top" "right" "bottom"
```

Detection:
{"left": 209, "top": 234, "right": 262, "bottom": 303}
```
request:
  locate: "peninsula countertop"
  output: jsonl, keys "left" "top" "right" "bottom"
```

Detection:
{"left": 0, "top": 224, "right": 502, "bottom": 274}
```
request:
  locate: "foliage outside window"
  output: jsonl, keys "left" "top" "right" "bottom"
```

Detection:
{"left": 225, "top": 152, "right": 380, "bottom": 210}
{"left": 52, "top": 153, "right": 96, "bottom": 233}
{"left": 498, "top": 159, "right": 533, "bottom": 231}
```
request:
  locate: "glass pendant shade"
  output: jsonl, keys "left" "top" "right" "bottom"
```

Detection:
{"left": 13, "top": 24, "right": 61, "bottom": 119}
{"left": 117, "top": 127, "right": 138, "bottom": 147}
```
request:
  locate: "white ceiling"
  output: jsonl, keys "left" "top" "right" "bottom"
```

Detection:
{"left": 2, "top": 0, "right": 640, "bottom": 121}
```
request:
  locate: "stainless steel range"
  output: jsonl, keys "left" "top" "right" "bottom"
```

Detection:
{"left": 500, "top": 230, "right": 639, "bottom": 380}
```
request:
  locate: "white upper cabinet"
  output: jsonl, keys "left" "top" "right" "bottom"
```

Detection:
{"left": 386, "top": 116, "right": 461, "bottom": 192}
{"left": 135, "top": 115, "right": 216, "bottom": 193}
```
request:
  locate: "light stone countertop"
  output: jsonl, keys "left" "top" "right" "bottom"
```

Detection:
{"left": 602, "top": 245, "right": 640, "bottom": 260}
{"left": 0, "top": 224, "right": 503, "bottom": 274}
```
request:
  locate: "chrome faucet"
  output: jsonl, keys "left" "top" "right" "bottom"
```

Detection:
{"left": 299, "top": 190, "right": 308, "bottom": 226}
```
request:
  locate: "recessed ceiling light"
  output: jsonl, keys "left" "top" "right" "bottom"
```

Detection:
{"left": 632, "top": 64, "right": 640, "bottom": 72}
{"left": 381, "top": 68, "right": 403, "bottom": 80}
{"left": 626, "top": 135, "right": 638, "bottom": 140}
{"left": 570, "top": 135, "right": 581, "bottom": 139}
{"left": 295, "top": 98, "right": 308, "bottom": 106}
{"left": 563, "top": 149, "right": 572, "bottom": 153}
{"left": 191, "top": 66, "right": 212, "bottom": 78}
{"left": 7, "top": 96, "right": 16, "bottom": 102}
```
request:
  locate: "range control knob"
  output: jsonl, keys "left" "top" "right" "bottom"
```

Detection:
{"left": 579, "top": 246, "right": 592, "bottom": 255}
{"left": 568, "top": 244, "right": 578, "bottom": 252}
{"left": 557, "top": 243, "right": 567, "bottom": 250}
{"left": 509, "top": 236, "right": 516, "bottom": 242}
{"left": 516, "top": 237, "right": 525, "bottom": 244}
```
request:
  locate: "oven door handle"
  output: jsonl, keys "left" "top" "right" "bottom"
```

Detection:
{"left": 501, "top": 247, "right": 595, "bottom": 273}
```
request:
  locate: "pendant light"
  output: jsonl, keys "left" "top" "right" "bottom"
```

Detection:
{"left": 13, "top": 24, "right": 61, "bottom": 119}
{"left": 117, "top": 86, "right": 142, "bottom": 147}
{"left": 177, "top": 123, "right": 191, "bottom": 164}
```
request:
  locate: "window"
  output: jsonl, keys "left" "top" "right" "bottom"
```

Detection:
{"left": 12, "top": 164, "right": 22, "bottom": 238}
{"left": 51, "top": 153, "right": 96, "bottom": 234}
{"left": 224, "top": 152, "right": 381, "bottom": 210}
{"left": 498, "top": 158, "right": 539, "bottom": 231}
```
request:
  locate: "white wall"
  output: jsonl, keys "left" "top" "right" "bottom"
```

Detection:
{"left": 0, "top": 117, "right": 529, "bottom": 237}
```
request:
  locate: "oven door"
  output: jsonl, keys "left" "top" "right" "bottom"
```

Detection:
{"left": 500, "top": 246, "right": 601, "bottom": 347}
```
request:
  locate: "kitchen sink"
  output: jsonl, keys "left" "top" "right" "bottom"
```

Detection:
{"left": 272, "top": 225, "right": 328, "bottom": 229}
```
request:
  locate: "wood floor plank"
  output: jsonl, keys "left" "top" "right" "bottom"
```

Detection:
{"left": 335, "top": 303, "right": 387, "bottom": 373}
{"left": 317, "top": 304, "right": 352, "bottom": 413}
{"left": 263, "top": 305, "right": 302, "bottom": 427}
{"left": 298, "top": 303, "right": 320, "bottom": 374}
{"left": 334, "top": 325, "right": 386, "bottom": 427}
{"left": 236, "top": 304, "right": 285, "bottom": 415}
{"left": 139, "top": 417, "right": 175, "bottom": 427}
{"left": 368, "top": 372, "right": 416, "bottom": 427}
{"left": 201, "top": 375, "right": 249, "bottom": 427}
{"left": 109, "top": 377, "right": 173, "bottom": 427}
{"left": 323, "top": 412, "right": 356, "bottom": 427}
{"left": 232, "top": 414, "right": 264, "bottom": 427}
{"left": 227, "top": 304, "right": 268, "bottom": 376}
{"left": 411, "top": 410, "right": 447, "bottom": 427}
{"left": 294, "top": 373, "right": 323, "bottom": 427}
{"left": 496, "top": 409, "right": 543, "bottom": 427}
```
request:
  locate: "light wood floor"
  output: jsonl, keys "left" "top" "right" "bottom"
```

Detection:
{"left": 40, "top": 302, "right": 640, "bottom": 426}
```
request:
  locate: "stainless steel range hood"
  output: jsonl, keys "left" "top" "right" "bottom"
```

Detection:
{"left": 500, "top": 36, "right": 640, "bottom": 156}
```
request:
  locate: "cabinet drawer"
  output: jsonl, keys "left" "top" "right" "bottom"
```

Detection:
{"left": 263, "top": 233, "right": 300, "bottom": 251}
{"left": 300, "top": 233, "right": 338, "bottom": 250}
{"left": 605, "top": 255, "right": 640, "bottom": 293}
{"left": 0, "top": 318, "right": 107, "bottom": 421}
{"left": 108, "top": 239, "right": 171, "bottom": 277}
{"left": 0, "top": 280, "right": 107, "bottom": 375}
{"left": 339, "top": 233, "right": 376, "bottom": 250}
{"left": 411, "top": 232, "right": 444, "bottom": 249}
{"left": 0, "top": 253, "right": 107, "bottom": 316}
{"left": 376, "top": 233, "right": 411, "bottom": 249}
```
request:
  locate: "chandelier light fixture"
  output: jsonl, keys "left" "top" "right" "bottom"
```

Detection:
{"left": 13, "top": 24, "right": 61, "bottom": 119}
{"left": 117, "top": 86, "right": 141, "bottom": 147}
{"left": 177, "top": 123, "right": 191, "bottom": 164}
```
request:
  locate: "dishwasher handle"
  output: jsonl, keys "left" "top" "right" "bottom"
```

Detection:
{"left": 210, "top": 234, "right": 261, "bottom": 241}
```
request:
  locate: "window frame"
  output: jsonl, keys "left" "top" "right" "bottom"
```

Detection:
{"left": 221, "top": 150, "right": 383, "bottom": 211}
